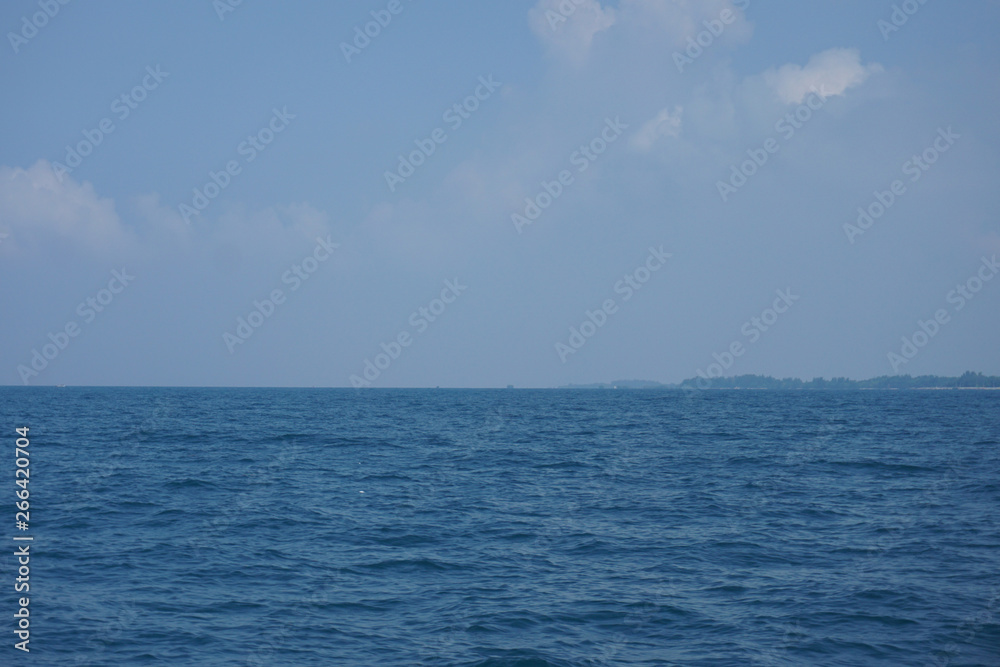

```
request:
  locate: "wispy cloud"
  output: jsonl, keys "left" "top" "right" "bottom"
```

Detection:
{"left": 528, "top": 0, "right": 617, "bottom": 63}
{"left": 529, "top": 0, "right": 753, "bottom": 64}
{"left": 630, "top": 106, "right": 683, "bottom": 152}
{"left": 0, "top": 160, "right": 133, "bottom": 256}
{"left": 764, "top": 48, "right": 881, "bottom": 105}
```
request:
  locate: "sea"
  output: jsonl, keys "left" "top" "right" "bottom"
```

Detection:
{"left": 1, "top": 387, "right": 998, "bottom": 666}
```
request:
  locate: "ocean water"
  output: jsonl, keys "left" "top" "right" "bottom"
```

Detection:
{"left": 2, "top": 387, "right": 998, "bottom": 666}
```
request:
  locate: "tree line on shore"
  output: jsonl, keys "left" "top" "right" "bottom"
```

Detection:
{"left": 564, "top": 372, "right": 1000, "bottom": 390}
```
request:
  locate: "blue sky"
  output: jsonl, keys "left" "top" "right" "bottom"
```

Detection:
{"left": 2, "top": 0, "right": 999, "bottom": 387}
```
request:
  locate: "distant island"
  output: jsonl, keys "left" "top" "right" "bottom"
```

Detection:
{"left": 562, "top": 371, "right": 1000, "bottom": 390}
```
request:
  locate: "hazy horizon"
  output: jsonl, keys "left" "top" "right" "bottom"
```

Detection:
{"left": 5, "top": 369, "right": 999, "bottom": 390}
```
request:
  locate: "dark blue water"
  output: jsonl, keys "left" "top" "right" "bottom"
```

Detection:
{"left": 2, "top": 388, "right": 998, "bottom": 666}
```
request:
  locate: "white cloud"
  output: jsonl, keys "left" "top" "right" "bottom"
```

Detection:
{"left": 630, "top": 105, "right": 683, "bottom": 151}
{"left": 764, "top": 48, "right": 882, "bottom": 105}
{"left": 620, "top": 0, "right": 749, "bottom": 43}
{"left": 0, "top": 160, "right": 336, "bottom": 265}
{"left": 0, "top": 160, "right": 134, "bottom": 255}
{"left": 529, "top": 0, "right": 753, "bottom": 65}
{"left": 528, "top": 0, "right": 617, "bottom": 63}
{"left": 213, "top": 202, "right": 331, "bottom": 253}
